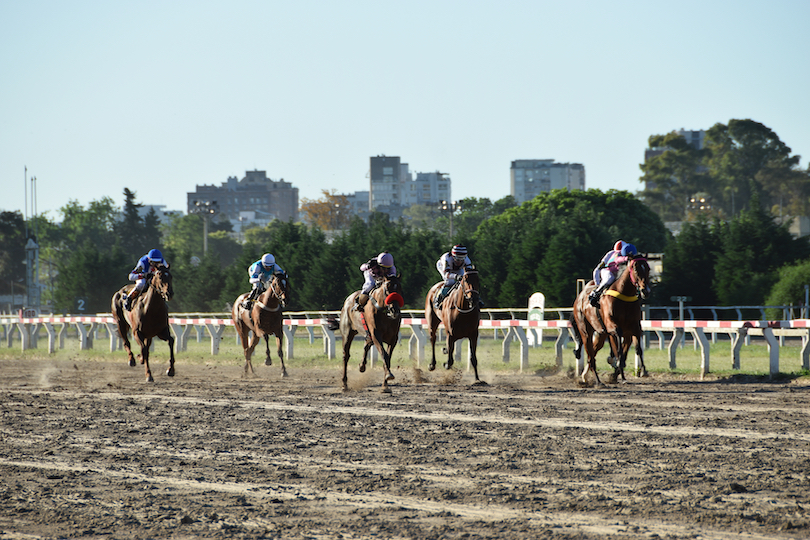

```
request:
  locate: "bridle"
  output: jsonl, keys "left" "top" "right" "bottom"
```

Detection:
{"left": 151, "top": 268, "right": 172, "bottom": 302}
{"left": 258, "top": 274, "right": 288, "bottom": 311}
{"left": 452, "top": 270, "right": 480, "bottom": 314}
{"left": 628, "top": 257, "right": 650, "bottom": 299}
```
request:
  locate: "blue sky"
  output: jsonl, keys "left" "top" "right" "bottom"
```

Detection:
{"left": 2, "top": 1, "right": 809, "bottom": 220}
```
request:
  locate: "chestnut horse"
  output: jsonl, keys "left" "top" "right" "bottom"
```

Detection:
{"left": 571, "top": 256, "right": 651, "bottom": 386}
{"left": 111, "top": 266, "right": 175, "bottom": 382}
{"left": 232, "top": 272, "right": 289, "bottom": 377}
{"left": 338, "top": 274, "right": 404, "bottom": 393}
{"left": 425, "top": 266, "right": 485, "bottom": 385}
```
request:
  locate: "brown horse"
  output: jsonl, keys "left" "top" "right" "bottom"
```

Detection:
{"left": 338, "top": 274, "right": 404, "bottom": 393}
{"left": 232, "top": 273, "right": 289, "bottom": 377}
{"left": 571, "top": 256, "right": 651, "bottom": 386}
{"left": 111, "top": 266, "right": 175, "bottom": 382}
{"left": 425, "top": 266, "right": 485, "bottom": 385}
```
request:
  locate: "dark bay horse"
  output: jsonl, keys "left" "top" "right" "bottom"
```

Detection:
{"left": 232, "top": 273, "right": 289, "bottom": 377}
{"left": 338, "top": 274, "right": 404, "bottom": 393}
{"left": 425, "top": 266, "right": 485, "bottom": 385}
{"left": 111, "top": 266, "right": 175, "bottom": 382}
{"left": 571, "top": 256, "right": 651, "bottom": 386}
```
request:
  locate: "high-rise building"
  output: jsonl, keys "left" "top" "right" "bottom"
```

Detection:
{"left": 369, "top": 156, "right": 452, "bottom": 211}
{"left": 187, "top": 170, "right": 298, "bottom": 223}
{"left": 510, "top": 160, "right": 585, "bottom": 204}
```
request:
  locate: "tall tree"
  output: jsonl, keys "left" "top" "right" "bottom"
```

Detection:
{"left": 639, "top": 132, "right": 709, "bottom": 221}
{"left": 300, "top": 189, "right": 352, "bottom": 230}
{"left": 0, "top": 211, "right": 26, "bottom": 296}
{"left": 704, "top": 119, "right": 801, "bottom": 217}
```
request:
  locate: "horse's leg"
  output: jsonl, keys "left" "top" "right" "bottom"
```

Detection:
{"left": 263, "top": 334, "right": 272, "bottom": 366}
{"left": 383, "top": 335, "right": 398, "bottom": 382}
{"left": 156, "top": 327, "right": 176, "bottom": 377}
{"left": 141, "top": 336, "right": 154, "bottom": 383}
{"left": 117, "top": 320, "right": 137, "bottom": 367}
{"left": 360, "top": 340, "right": 371, "bottom": 373}
{"left": 275, "top": 333, "right": 287, "bottom": 377}
{"left": 635, "top": 333, "right": 648, "bottom": 377}
{"left": 342, "top": 328, "right": 357, "bottom": 392}
{"left": 469, "top": 333, "right": 486, "bottom": 385}
{"left": 443, "top": 334, "right": 457, "bottom": 370}
{"left": 244, "top": 332, "right": 260, "bottom": 375}
{"left": 582, "top": 329, "right": 603, "bottom": 387}
{"left": 369, "top": 332, "right": 393, "bottom": 393}
{"left": 428, "top": 319, "right": 439, "bottom": 372}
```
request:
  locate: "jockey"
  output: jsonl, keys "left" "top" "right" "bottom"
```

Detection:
{"left": 588, "top": 241, "right": 638, "bottom": 307}
{"left": 124, "top": 248, "right": 169, "bottom": 310}
{"left": 434, "top": 244, "right": 474, "bottom": 309}
{"left": 242, "top": 253, "right": 286, "bottom": 310}
{"left": 356, "top": 251, "right": 396, "bottom": 311}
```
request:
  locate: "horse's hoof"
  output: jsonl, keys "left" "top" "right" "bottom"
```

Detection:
{"left": 442, "top": 347, "right": 448, "bottom": 354}
{"left": 265, "top": 358, "right": 272, "bottom": 366}
{"left": 342, "top": 387, "right": 351, "bottom": 393}
{"left": 443, "top": 362, "right": 454, "bottom": 370}
{"left": 166, "top": 367, "right": 175, "bottom": 377}
{"left": 428, "top": 364, "right": 436, "bottom": 372}
{"left": 281, "top": 370, "right": 288, "bottom": 378}
{"left": 359, "top": 364, "right": 366, "bottom": 373}
{"left": 472, "top": 380, "right": 488, "bottom": 386}
{"left": 380, "top": 386, "right": 392, "bottom": 394}
{"left": 385, "top": 373, "right": 395, "bottom": 381}
{"left": 129, "top": 359, "right": 136, "bottom": 367}
{"left": 146, "top": 376, "right": 154, "bottom": 383}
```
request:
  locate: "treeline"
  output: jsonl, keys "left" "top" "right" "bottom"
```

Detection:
{"left": 3, "top": 186, "right": 809, "bottom": 315}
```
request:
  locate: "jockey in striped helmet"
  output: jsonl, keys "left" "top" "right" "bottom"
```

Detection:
{"left": 434, "top": 245, "right": 476, "bottom": 309}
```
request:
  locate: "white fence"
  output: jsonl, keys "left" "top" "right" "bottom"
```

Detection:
{"left": 2, "top": 313, "right": 809, "bottom": 379}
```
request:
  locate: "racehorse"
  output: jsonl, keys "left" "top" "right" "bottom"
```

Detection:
{"left": 338, "top": 274, "right": 404, "bottom": 393}
{"left": 232, "top": 272, "right": 289, "bottom": 377}
{"left": 571, "top": 256, "right": 651, "bottom": 386}
{"left": 425, "top": 265, "right": 485, "bottom": 385}
{"left": 111, "top": 265, "right": 175, "bottom": 382}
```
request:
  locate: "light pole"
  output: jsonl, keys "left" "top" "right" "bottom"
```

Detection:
{"left": 438, "top": 200, "right": 462, "bottom": 239}
{"left": 190, "top": 200, "right": 219, "bottom": 255}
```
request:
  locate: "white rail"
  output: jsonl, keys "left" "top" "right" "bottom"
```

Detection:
{"left": 2, "top": 315, "right": 808, "bottom": 378}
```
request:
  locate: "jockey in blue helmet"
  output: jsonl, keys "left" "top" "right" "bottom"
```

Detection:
{"left": 124, "top": 249, "right": 169, "bottom": 310}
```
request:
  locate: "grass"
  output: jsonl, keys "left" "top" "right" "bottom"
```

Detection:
{"left": 2, "top": 324, "right": 809, "bottom": 381}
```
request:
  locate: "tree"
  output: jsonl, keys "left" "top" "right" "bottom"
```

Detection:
{"left": 705, "top": 119, "right": 801, "bottom": 217}
{"left": 764, "top": 259, "right": 810, "bottom": 319}
{"left": 654, "top": 217, "right": 722, "bottom": 307}
{"left": 713, "top": 190, "right": 809, "bottom": 306}
{"left": 474, "top": 189, "right": 669, "bottom": 307}
{"left": 300, "top": 189, "right": 352, "bottom": 230}
{"left": 639, "top": 132, "right": 709, "bottom": 221}
{"left": 0, "top": 211, "right": 26, "bottom": 296}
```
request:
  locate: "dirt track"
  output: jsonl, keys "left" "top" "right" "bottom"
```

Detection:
{"left": 1, "top": 357, "right": 809, "bottom": 539}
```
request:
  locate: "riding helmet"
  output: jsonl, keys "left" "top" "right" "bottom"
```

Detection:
{"left": 451, "top": 245, "right": 467, "bottom": 262}
{"left": 377, "top": 252, "right": 394, "bottom": 268}
{"left": 621, "top": 244, "right": 638, "bottom": 257}
{"left": 148, "top": 249, "right": 163, "bottom": 262}
{"left": 261, "top": 253, "right": 275, "bottom": 268}
{"left": 613, "top": 240, "right": 624, "bottom": 252}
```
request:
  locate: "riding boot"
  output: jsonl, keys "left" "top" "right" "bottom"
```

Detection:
{"left": 124, "top": 289, "right": 140, "bottom": 311}
{"left": 355, "top": 293, "right": 369, "bottom": 312}
{"left": 588, "top": 288, "right": 602, "bottom": 307}
{"left": 242, "top": 287, "right": 259, "bottom": 310}
{"left": 434, "top": 286, "right": 451, "bottom": 309}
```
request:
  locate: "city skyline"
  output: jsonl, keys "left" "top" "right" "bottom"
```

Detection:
{"left": 2, "top": 1, "right": 808, "bottom": 220}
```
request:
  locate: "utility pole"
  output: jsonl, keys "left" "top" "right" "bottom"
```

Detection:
{"left": 190, "top": 200, "right": 219, "bottom": 255}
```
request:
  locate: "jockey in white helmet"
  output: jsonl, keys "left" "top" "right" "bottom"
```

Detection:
{"left": 434, "top": 245, "right": 474, "bottom": 309}
{"left": 242, "top": 253, "right": 286, "bottom": 310}
{"left": 355, "top": 251, "right": 397, "bottom": 311}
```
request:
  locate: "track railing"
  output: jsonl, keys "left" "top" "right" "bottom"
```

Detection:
{"left": 2, "top": 314, "right": 808, "bottom": 378}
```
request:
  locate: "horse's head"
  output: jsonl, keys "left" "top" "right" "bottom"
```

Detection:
{"left": 380, "top": 273, "right": 405, "bottom": 319}
{"left": 461, "top": 266, "right": 481, "bottom": 308}
{"left": 629, "top": 257, "right": 651, "bottom": 300}
{"left": 269, "top": 272, "right": 289, "bottom": 308}
{"left": 152, "top": 266, "right": 173, "bottom": 302}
